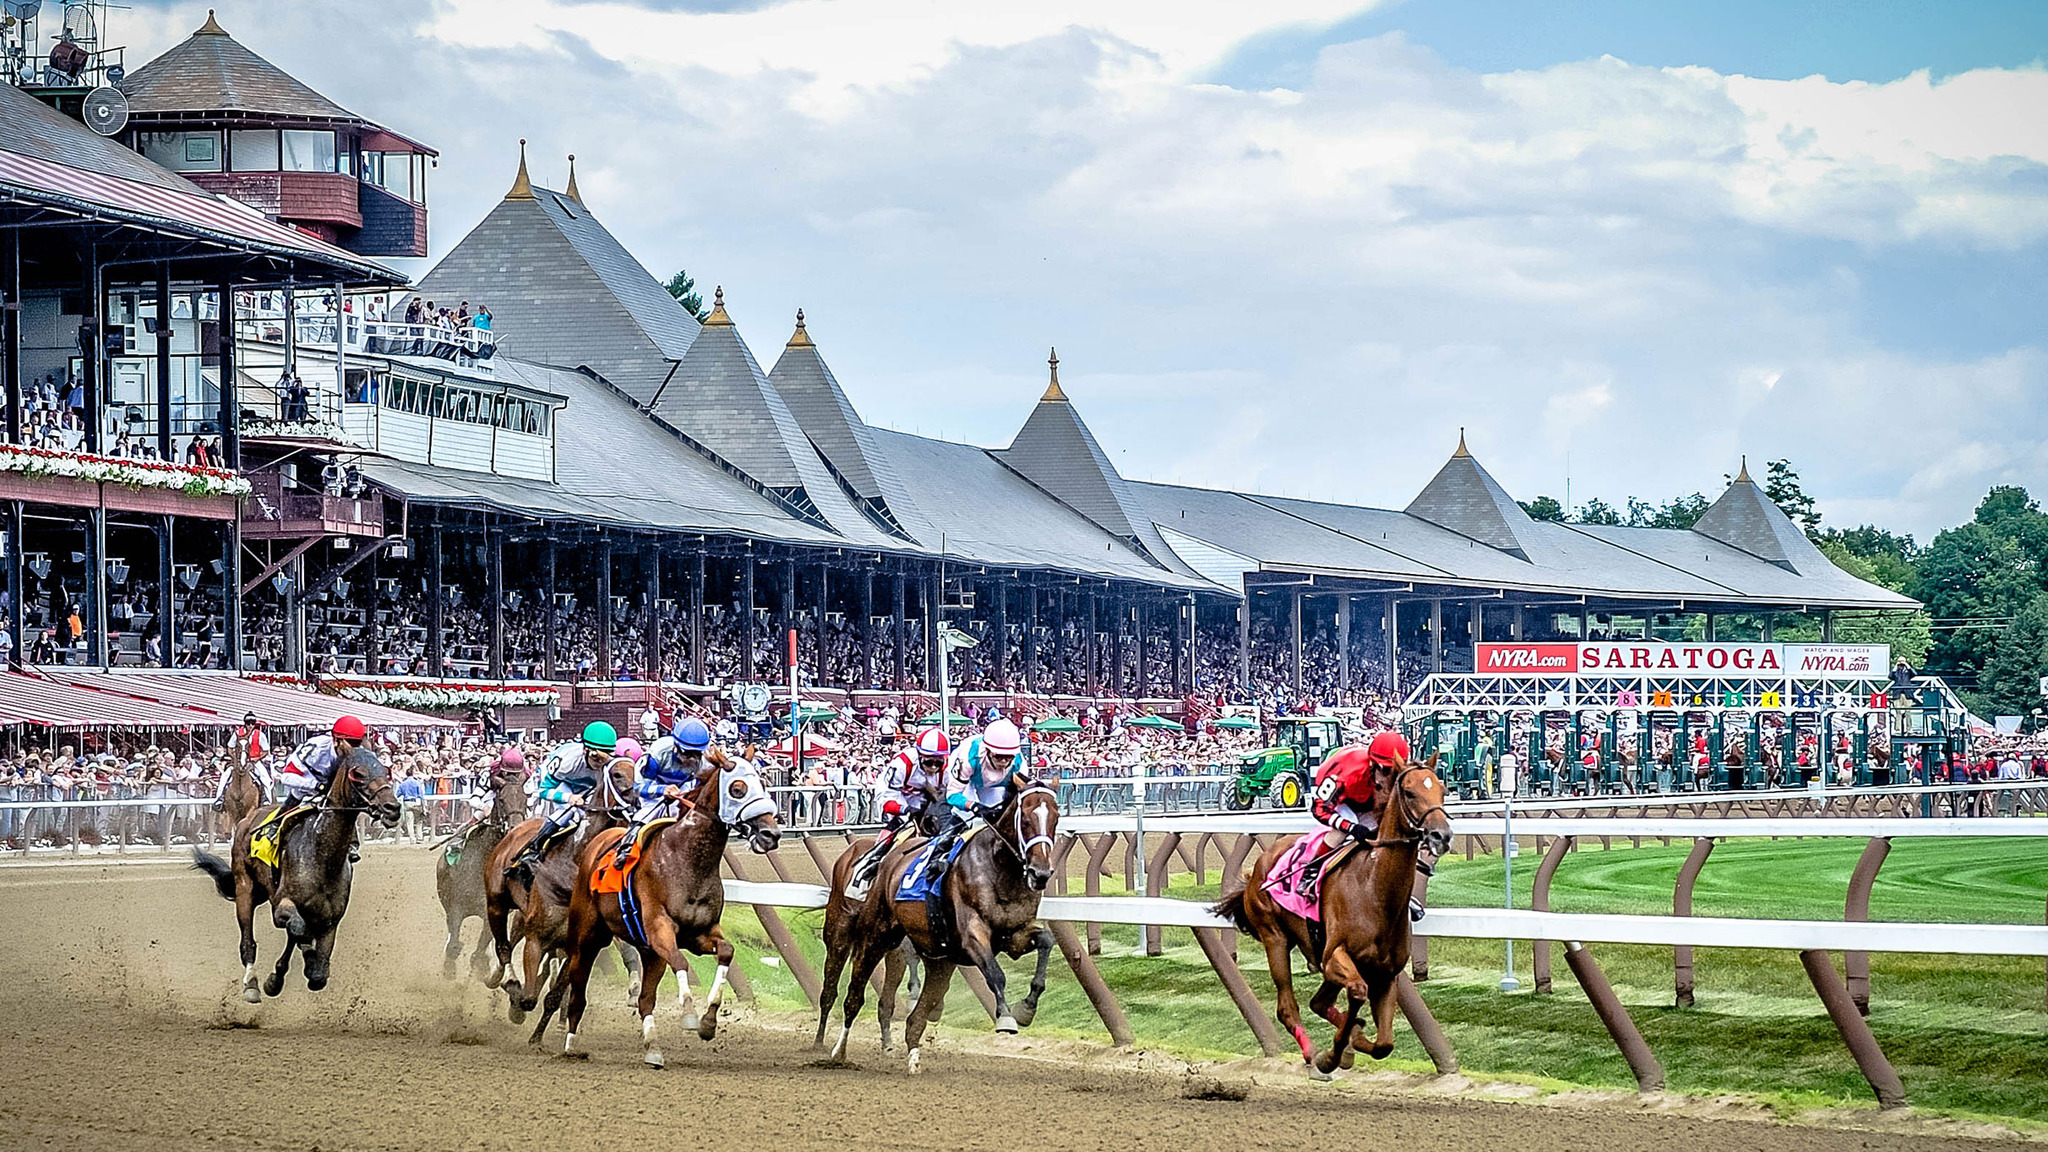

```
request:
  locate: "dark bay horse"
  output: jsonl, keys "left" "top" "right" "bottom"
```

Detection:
{"left": 1215, "top": 753, "right": 1451, "bottom": 1074}
{"left": 553, "top": 754, "right": 780, "bottom": 1065}
{"left": 817, "top": 783, "right": 1059, "bottom": 1073}
{"left": 192, "top": 748, "right": 400, "bottom": 1002}
{"left": 435, "top": 765, "right": 526, "bottom": 979}
{"left": 482, "top": 755, "right": 642, "bottom": 1024}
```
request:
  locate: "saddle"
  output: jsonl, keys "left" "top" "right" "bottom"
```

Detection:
{"left": 249, "top": 805, "right": 313, "bottom": 869}
{"left": 898, "top": 824, "right": 983, "bottom": 961}
{"left": 588, "top": 818, "right": 675, "bottom": 896}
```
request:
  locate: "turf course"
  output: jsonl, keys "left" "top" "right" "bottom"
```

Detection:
{"left": 708, "top": 834, "right": 2047, "bottom": 1124}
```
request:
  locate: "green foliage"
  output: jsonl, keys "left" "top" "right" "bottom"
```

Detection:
{"left": 1978, "top": 593, "right": 2048, "bottom": 719}
{"left": 1916, "top": 522, "right": 2039, "bottom": 688}
{"left": 663, "top": 270, "right": 708, "bottom": 321}
{"left": 1574, "top": 497, "right": 1620, "bottom": 525}
{"left": 1624, "top": 492, "right": 1710, "bottom": 529}
{"left": 1519, "top": 495, "right": 1565, "bottom": 521}
{"left": 1762, "top": 457, "right": 1821, "bottom": 535}
{"left": 1818, "top": 540, "right": 1932, "bottom": 663}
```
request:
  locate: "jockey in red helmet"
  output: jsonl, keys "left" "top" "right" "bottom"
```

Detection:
{"left": 1301, "top": 731, "right": 1423, "bottom": 920}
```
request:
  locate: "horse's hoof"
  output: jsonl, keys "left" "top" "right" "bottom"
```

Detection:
{"left": 1368, "top": 1043, "right": 1394, "bottom": 1061}
{"left": 1012, "top": 1005, "right": 1037, "bottom": 1029}
{"left": 994, "top": 1015, "right": 1019, "bottom": 1034}
{"left": 697, "top": 1015, "right": 718, "bottom": 1042}
{"left": 906, "top": 1047, "right": 922, "bottom": 1075}
{"left": 1313, "top": 1049, "right": 1342, "bottom": 1075}
{"left": 643, "top": 1050, "right": 665, "bottom": 1069}
{"left": 682, "top": 1013, "right": 701, "bottom": 1033}
{"left": 305, "top": 976, "right": 327, "bottom": 993}
{"left": 261, "top": 975, "right": 283, "bottom": 998}
{"left": 241, "top": 987, "right": 261, "bottom": 1005}
{"left": 558, "top": 1050, "right": 589, "bottom": 1061}
{"left": 1339, "top": 1045, "right": 1356, "bottom": 1070}
{"left": 1307, "top": 1065, "right": 1334, "bottom": 1082}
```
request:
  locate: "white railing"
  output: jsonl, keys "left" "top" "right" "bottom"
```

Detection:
{"left": 1059, "top": 811, "right": 2048, "bottom": 836}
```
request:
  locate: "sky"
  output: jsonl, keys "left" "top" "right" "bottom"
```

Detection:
{"left": 121, "top": 1, "right": 2048, "bottom": 542}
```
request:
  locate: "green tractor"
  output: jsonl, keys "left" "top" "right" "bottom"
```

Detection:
{"left": 1224, "top": 716, "right": 1344, "bottom": 810}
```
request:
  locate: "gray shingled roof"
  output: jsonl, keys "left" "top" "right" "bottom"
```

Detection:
{"left": 1691, "top": 465, "right": 1832, "bottom": 575}
{"left": 993, "top": 360, "right": 1194, "bottom": 578}
{"left": 766, "top": 312, "right": 919, "bottom": 539}
{"left": 648, "top": 296, "right": 833, "bottom": 503}
{"left": 1403, "top": 434, "right": 1536, "bottom": 560}
{"left": 409, "top": 183, "right": 698, "bottom": 404}
{"left": 0, "top": 82, "right": 195, "bottom": 192}
{"left": 120, "top": 13, "right": 362, "bottom": 123}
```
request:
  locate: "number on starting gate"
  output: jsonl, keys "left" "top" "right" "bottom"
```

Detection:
{"left": 1760, "top": 690, "right": 1782, "bottom": 709}
{"left": 1652, "top": 690, "right": 1673, "bottom": 708}
{"left": 1616, "top": 689, "right": 1638, "bottom": 707}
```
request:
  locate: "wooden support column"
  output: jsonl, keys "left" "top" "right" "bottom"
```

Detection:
{"left": 156, "top": 517, "right": 175, "bottom": 668}
{"left": 1674, "top": 837, "right": 1713, "bottom": 1007}
{"left": 1531, "top": 834, "right": 1572, "bottom": 993}
{"left": 222, "top": 520, "right": 241, "bottom": 670}
{"left": 742, "top": 550, "right": 758, "bottom": 682}
{"left": 1238, "top": 578, "right": 1251, "bottom": 695}
{"left": 993, "top": 581, "right": 1009, "bottom": 688}
{"left": 1564, "top": 942, "right": 1663, "bottom": 1091}
{"left": 1430, "top": 597, "right": 1443, "bottom": 674}
{"left": 542, "top": 541, "right": 558, "bottom": 680}
{"left": 690, "top": 550, "right": 706, "bottom": 684}
{"left": 1087, "top": 592, "right": 1100, "bottom": 696}
{"left": 1800, "top": 949, "right": 1907, "bottom": 1109}
{"left": 83, "top": 507, "right": 105, "bottom": 667}
{"left": 891, "top": 571, "right": 906, "bottom": 690}
{"left": 216, "top": 275, "right": 239, "bottom": 469}
{"left": 154, "top": 266, "right": 172, "bottom": 460}
{"left": 724, "top": 848, "right": 820, "bottom": 1006}
{"left": 1845, "top": 836, "right": 1891, "bottom": 1015}
{"left": 1143, "top": 831, "right": 1181, "bottom": 955}
{"left": 81, "top": 242, "right": 101, "bottom": 453}
{"left": 1337, "top": 594, "right": 1352, "bottom": 691}
{"left": 596, "top": 545, "right": 613, "bottom": 678}
{"left": 781, "top": 558, "right": 796, "bottom": 681}
{"left": 1050, "top": 921, "right": 1134, "bottom": 1046}
{"left": 1193, "top": 927, "right": 1285, "bottom": 1056}
{"left": 1289, "top": 589, "right": 1303, "bottom": 697}
{"left": 1135, "top": 600, "right": 1150, "bottom": 697}
{"left": 644, "top": 547, "right": 663, "bottom": 683}
{"left": 2, "top": 229, "right": 19, "bottom": 446}
{"left": 486, "top": 530, "right": 505, "bottom": 680}
{"left": 922, "top": 571, "right": 937, "bottom": 691}
{"left": 1022, "top": 585, "right": 1038, "bottom": 694}
{"left": 1386, "top": 595, "right": 1400, "bottom": 698}
{"left": 424, "top": 521, "right": 444, "bottom": 677}
{"left": 859, "top": 569, "right": 874, "bottom": 688}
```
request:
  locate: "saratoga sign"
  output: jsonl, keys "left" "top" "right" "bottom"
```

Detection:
{"left": 1476, "top": 642, "right": 1889, "bottom": 677}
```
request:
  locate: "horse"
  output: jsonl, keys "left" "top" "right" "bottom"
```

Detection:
{"left": 191, "top": 747, "right": 400, "bottom": 1002}
{"left": 816, "top": 782, "right": 1059, "bottom": 1074}
{"left": 481, "top": 754, "right": 644, "bottom": 1027}
{"left": 1214, "top": 752, "right": 1452, "bottom": 1074}
{"left": 434, "top": 764, "right": 526, "bottom": 979}
{"left": 218, "top": 756, "right": 263, "bottom": 838}
{"left": 551, "top": 752, "right": 781, "bottom": 1065}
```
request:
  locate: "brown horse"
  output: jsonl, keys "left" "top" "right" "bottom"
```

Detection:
{"left": 552, "top": 753, "right": 781, "bottom": 1065}
{"left": 435, "top": 764, "right": 526, "bottom": 979}
{"left": 192, "top": 748, "right": 400, "bottom": 1002}
{"left": 217, "top": 756, "right": 263, "bottom": 838}
{"left": 817, "top": 783, "right": 1059, "bottom": 1073}
{"left": 481, "top": 755, "right": 642, "bottom": 1025}
{"left": 1215, "top": 752, "right": 1451, "bottom": 1074}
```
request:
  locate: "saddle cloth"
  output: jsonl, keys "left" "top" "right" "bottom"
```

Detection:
{"left": 249, "top": 805, "right": 312, "bottom": 869}
{"left": 589, "top": 818, "right": 677, "bottom": 896}
{"left": 1262, "top": 831, "right": 1353, "bottom": 922}
{"left": 894, "top": 823, "right": 982, "bottom": 903}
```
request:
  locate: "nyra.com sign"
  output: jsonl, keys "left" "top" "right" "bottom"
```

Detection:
{"left": 1476, "top": 642, "right": 1889, "bottom": 677}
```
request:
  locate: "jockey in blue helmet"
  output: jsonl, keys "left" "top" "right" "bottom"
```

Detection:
{"left": 614, "top": 717, "right": 717, "bottom": 866}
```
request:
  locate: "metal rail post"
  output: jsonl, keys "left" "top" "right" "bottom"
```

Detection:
{"left": 1673, "top": 837, "right": 1714, "bottom": 1007}
{"left": 1144, "top": 831, "right": 1181, "bottom": 955}
{"left": 1844, "top": 836, "right": 1890, "bottom": 1015}
{"left": 1563, "top": 941, "right": 1663, "bottom": 1091}
{"left": 1051, "top": 920, "right": 1134, "bottom": 1047}
{"left": 723, "top": 848, "right": 819, "bottom": 1006}
{"left": 1192, "top": 926, "right": 1285, "bottom": 1056}
{"left": 1531, "top": 834, "right": 1572, "bottom": 992}
{"left": 1800, "top": 949, "right": 1907, "bottom": 1109}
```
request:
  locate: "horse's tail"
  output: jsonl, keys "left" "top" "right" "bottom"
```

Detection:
{"left": 1211, "top": 885, "right": 1254, "bottom": 934}
{"left": 191, "top": 848, "right": 235, "bottom": 901}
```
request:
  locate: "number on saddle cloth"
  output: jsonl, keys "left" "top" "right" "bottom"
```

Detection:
{"left": 894, "top": 824, "right": 979, "bottom": 903}
{"left": 250, "top": 806, "right": 308, "bottom": 869}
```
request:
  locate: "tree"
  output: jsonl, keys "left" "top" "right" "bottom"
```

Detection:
{"left": 1820, "top": 525, "right": 1917, "bottom": 589}
{"left": 1519, "top": 495, "right": 1565, "bottom": 522}
{"left": 1764, "top": 458, "right": 1821, "bottom": 537}
{"left": 1816, "top": 539, "right": 1932, "bottom": 665}
{"left": 1625, "top": 493, "right": 1710, "bottom": 530}
{"left": 1971, "top": 485, "right": 2048, "bottom": 590}
{"left": 1574, "top": 498, "right": 1621, "bottom": 526}
{"left": 1913, "top": 523, "right": 2038, "bottom": 680}
{"left": 1976, "top": 593, "right": 2048, "bottom": 719}
{"left": 664, "top": 270, "right": 708, "bottom": 321}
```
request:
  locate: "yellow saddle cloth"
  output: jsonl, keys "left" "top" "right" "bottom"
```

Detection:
{"left": 249, "top": 806, "right": 312, "bottom": 869}
{"left": 589, "top": 817, "right": 677, "bottom": 895}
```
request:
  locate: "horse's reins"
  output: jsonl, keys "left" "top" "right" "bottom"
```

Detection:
{"left": 988, "top": 784, "right": 1057, "bottom": 865}
{"left": 1363, "top": 764, "right": 1447, "bottom": 849}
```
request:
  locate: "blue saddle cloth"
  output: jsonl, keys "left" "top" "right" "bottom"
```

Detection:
{"left": 895, "top": 828, "right": 974, "bottom": 902}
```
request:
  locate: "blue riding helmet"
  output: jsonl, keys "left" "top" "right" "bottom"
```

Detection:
{"left": 672, "top": 717, "right": 712, "bottom": 753}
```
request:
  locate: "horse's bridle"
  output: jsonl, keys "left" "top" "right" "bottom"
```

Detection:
{"left": 1365, "top": 764, "right": 1447, "bottom": 849}
{"left": 990, "top": 784, "right": 1057, "bottom": 865}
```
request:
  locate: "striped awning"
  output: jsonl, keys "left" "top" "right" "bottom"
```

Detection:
{"left": 0, "top": 672, "right": 223, "bottom": 728}
{"left": 5, "top": 670, "right": 457, "bottom": 732}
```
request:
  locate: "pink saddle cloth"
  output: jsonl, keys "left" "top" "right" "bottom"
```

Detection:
{"left": 1262, "top": 831, "right": 1341, "bottom": 921}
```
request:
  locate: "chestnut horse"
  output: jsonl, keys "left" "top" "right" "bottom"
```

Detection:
{"left": 482, "top": 756, "right": 643, "bottom": 1025}
{"left": 217, "top": 756, "right": 263, "bottom": 838}
{"left": 1215, "top": 752, "right": 1451, "bottom": 1074}
{"left": 552, "top": 753, "right": 781, "bottom": 1065}
{"left": 817, "top": 783, "right": 1059, "bottom": 1074}
{"left": 192, "top": 748, "right": 400, "bottom": 1002}
{"left": 434, "top": 764, "right": 526, "bottom": 979}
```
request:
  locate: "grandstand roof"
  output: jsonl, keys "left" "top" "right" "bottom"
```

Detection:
{"left": 409, "top": 159, "right": 698, "bottom": 403}
{"left": 1692, "top": 460, "right": 1834, "bottom": 576}
{"left": 1403, "top": 431, "right": 1535, "bottom": 560}
{"left": 767, "top": 312, "right": 918, "bottom": 540}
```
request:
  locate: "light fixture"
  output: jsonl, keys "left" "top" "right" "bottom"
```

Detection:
{"left": 272, "top": 573, "right": 295, "bottom": 596}
{"left": 106, "top": 559, "right": 129, "bottom": 584}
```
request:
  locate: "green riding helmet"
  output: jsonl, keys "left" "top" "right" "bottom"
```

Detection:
{"left": 582, "top": 721, "right": 619, "bottom": 753}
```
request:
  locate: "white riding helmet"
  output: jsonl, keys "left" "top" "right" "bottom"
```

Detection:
{"left": 981, "top": 718, "right": 1022, "bottom": 757}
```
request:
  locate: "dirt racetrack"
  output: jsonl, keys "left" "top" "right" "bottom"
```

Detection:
{"left": 0, "top": 849, "right": 2027, "bottom": 1152}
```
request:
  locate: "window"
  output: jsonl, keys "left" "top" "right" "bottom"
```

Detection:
{"left": 362, "top": 152, "right": 414, "bottom": 202}
{"left": 137, "top": 131, "right": 221, "bottom": 173}
{"left": 230, "top": 129, "right": 280, "bottom": 172}
{"left": 280, "top": 130, "right": 338, "bottom": 173}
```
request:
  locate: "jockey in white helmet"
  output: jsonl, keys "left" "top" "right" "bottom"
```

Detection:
{"left": 921, "top": 718, "right": 1026, "bottom": 885}
{"left": 844, "top": 726, "right": 948, "bottom": 900}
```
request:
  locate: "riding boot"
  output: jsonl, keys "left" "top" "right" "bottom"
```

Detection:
{"left": 613, "top": 822, "right": 642, "bottom": 868}
{"left": 1408, "top": 897, "right": 1425, "bottom": 922}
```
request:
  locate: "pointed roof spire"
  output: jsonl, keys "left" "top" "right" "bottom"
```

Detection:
{"left": 703, "top": 285, "right": 732, "bottom": 327}
{"left": 505, "top": 138, "right": 535, "bottom": 201}
{"left": 1404, "top": 434, "right": 1535, "bottom": 560}
{"left": 1735, "top": 454, "right": 1751, "bottom": 483}
{"left": 196, "top": 9, "right": 227, "bottom": 35}
{"left": 1453, "top": 427, "right": 1470, "bottom": 458}
{"left": 1694, "top": 460, "right": 1826, "bottom": 574}
{"left": 786, "top": 308, "right": 812, "bottom": 348}
{"left": 1042, "top": 347, "right": 1067, "bottom": 402}
{"left": 565, "top": 153, "right": 581, "bottom": 204}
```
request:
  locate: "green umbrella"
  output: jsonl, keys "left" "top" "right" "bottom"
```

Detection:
{"left": 916, "top": 711, "right": 977, "bottom": 726}
{"left": 1126, "top": 714, "right": 1184, "bottom": 731}
{"left": 1211, "top": 715, "right": 1259, "bottom": 730}
{"left": 1032, "top": 716, "right": 1082, "bottom": 734}
{"left": 793, "top": 704, "right": 838, "bottom": 723}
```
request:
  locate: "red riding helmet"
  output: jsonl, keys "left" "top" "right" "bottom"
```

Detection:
{"left": 331, "top": 714, "right": 368, "bottom": 742}
{"left": 1365, "top": 730, "right": 1410, "bottom": 767}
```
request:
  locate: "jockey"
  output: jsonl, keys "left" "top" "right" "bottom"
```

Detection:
{"left": 845, "top": 726, "right": 948, "bottom": 897}
{"left": 509, "top": 721, "right": 618, "bottom": 874}
{"left": 276, "top": 714, "right": 368, "bottom": 810}
{"left": 211, "top": 711, "right": 273, "bottom": 810}
{"left": 613, "top": 718, "right": 717, "bottom": 866}
{"left": 1304, "top": 732, "right": 1425, "bottom": 921}
{"left": 467, "top": 746, "right": 524, "bottom": 824}
{"left": 921, "top": 718, "right": 1025, "bottom": 885}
